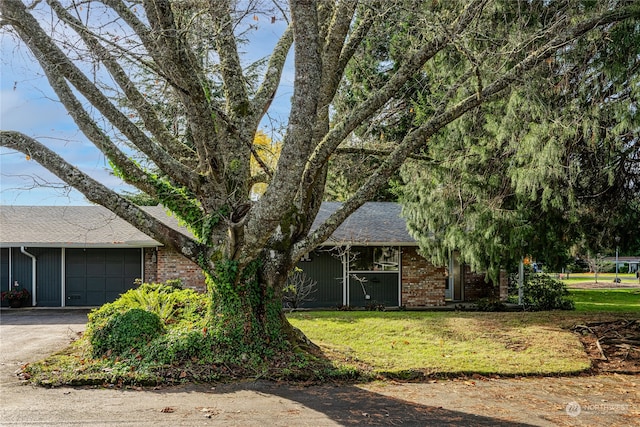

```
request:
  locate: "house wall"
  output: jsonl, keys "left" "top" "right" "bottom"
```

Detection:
{"left": 141, "top": 245, "right": 507, "bottom": 307}
{"left": 463, "top": 267, "right": 508, "bottom": 301}
{"left": 144, "top": 247, "right": 206, "bottom": 291}
{"left": 401, "top": 247, "right": 447, "bottom": 307}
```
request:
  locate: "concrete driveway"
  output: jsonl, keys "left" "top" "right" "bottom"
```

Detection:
{"left": 1, "top": 309, "right": 638, "bottom": 426}
{"left": 0, "top": 309, "right": 88, "bottom": 374}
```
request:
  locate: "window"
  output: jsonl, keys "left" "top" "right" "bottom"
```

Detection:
{"left": 349, "top": 246, "right": 399, "bottom": 271}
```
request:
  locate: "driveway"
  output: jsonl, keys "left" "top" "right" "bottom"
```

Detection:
{"left": 0, "top": 310, "right": 638, "bottom": 426}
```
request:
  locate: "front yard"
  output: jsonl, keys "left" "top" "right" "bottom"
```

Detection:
{"left": 570, "top": 288, "right": 640, "bottom": 312}
{"left": 22, "top": 288, "right": 639, "bottom": 386}
{"left": 288, "top": 310, "right": 637, "bottom": 378}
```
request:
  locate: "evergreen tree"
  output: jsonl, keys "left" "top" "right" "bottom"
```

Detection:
{"left": 398, "top": 2, "right": 640, "bottom": 276}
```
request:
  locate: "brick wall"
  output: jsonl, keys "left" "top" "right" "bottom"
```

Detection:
{"left": 462, "top": 267, "right": 508, "bottom": 301}
{"left": 401, "top": 246, "right": 446, "bottom": 307}
{"left": 144, "top": 247, "right": 207, "bottom": 291}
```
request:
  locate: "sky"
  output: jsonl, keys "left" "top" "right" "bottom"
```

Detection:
{"left": 0, "top": 5, "right": 291, "bottom": 206}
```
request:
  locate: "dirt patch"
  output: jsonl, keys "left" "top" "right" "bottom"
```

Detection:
{"left": 572, "top": 319, "right": 640, "bottom": 374}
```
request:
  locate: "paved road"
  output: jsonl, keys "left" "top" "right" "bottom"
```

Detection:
{"left": 1, "top": 310, "right": 638, "bottom": 426}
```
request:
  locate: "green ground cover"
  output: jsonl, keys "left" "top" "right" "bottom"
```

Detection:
{"left": 25, "top": 286, "right": 639, "bottom": 386}
{"left": 559, "top": 273, "right": 637, "bottom": 286}
{"left": 568, "top": 288, "right": 640, "bottom": 313}
{"left": 288, "top": 311, "right": 593, "bottom": 378}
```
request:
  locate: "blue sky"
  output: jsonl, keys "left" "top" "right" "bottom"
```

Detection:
{"left": 0, "top": 9, "right": 291, "bottom": 206}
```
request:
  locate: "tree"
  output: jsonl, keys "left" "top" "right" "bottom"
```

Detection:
{"left": 1, "top": 0, "right": 638, "bottom": 366}
{"left": 394, "top": 1, "right": 640, "bottom": 278}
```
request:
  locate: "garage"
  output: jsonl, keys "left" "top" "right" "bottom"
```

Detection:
{"left": 65, "top": 248, "right": 142, "bottom": 306}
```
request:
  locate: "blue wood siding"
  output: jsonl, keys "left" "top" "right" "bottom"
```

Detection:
{"left": 30, "top": 248, "right": 62, "bottom": 307}
{"left": 1, "top": 249, "right": 8, "bottom": 307}
{"left": 348, "top": 272, "right": 399, "bottom": 307}
{"left": 295, "top": 249, "right": 344, "bottom": 308}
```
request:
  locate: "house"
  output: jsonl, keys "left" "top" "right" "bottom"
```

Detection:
{"left": 0, "top": 203, "right": 505, "bottom": 308}
{"left": 296, "top": 202, "right": 506, "bottom": 308}
{"left": 603, "top": 256, "right": 640, "bottom": 274}
{"left": 0, "top": 205, "right": 204, "bottom": 307}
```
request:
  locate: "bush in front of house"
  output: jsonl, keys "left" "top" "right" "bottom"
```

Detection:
{"left": 26, "top": 280, "right": 356, "bottom": 385}
{"left": 88, "top": 282, "right": 208, "bottom": 328}
{"left": 520, "top": 274, "right": 575, "bottom": 311}
{"left": 474, "top": 298, "right": 507, "bottom": 312}
{"left": 89, "top": 308, "right": 165, "bottom": 358}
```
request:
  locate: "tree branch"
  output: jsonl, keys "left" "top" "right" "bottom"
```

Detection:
{"left": 250, "top": 26, "right": 293, "bottom": 126}
{"left": 302, "top": 0, "right": 488, "bottom": 190}
{"left": 47, "top": 0, "right": 199, "bottom": 190}
{"left": 0, "top": 131, "right": 205, "bottom": 263}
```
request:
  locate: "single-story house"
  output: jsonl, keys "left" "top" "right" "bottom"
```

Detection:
{"left": 0, "top": 203, "right": 505, "bottom": 308}
{"left": 297, "top": 202, "right": 506, "bottom": 308}
{"left": 603, "top": 256, "right": 640, "bottom": 274}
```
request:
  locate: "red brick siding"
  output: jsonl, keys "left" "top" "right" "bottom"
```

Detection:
{"left": 144, "top": 247, "right": 206, "bottom": 292}
{"left": 401, "top": 247, "right": 446, "bottom": 307}
{"left": 143, "top": 249, "right": 157, "bottom": 284}
{"left": 462, "top": 267, "right": 508, "bottom": 301}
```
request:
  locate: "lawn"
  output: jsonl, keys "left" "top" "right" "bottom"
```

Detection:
{"left": 288, "top": 311, "right": 600, "bottom": 378}
{"left": 25, "top": 287, "right": 638, "bottom": 386}
{"left": 287, "top": 287, "right": 639, "bottom": 379}
{"left": 569, "top": 288, "right": 640, "bottom": 312}
{"left": 559, "top": 273, "right": 638, "bottom": 286}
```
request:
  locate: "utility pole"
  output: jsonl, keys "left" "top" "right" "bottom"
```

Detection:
{"left": 615, "top": 236, "right": 620, "bottom": 283}
{"left": 518, "top": 258, "right": 524, "bottom": 306}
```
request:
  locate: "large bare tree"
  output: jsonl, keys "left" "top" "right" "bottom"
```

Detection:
{"left": 1, "top": 0, "right": 638, "bottom": 358}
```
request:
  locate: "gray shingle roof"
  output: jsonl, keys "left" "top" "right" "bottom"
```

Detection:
{"left": 0, "top": 202, "right": 416, "bottom": 247}
{"left": 0, "top": 205, "right": 186, "bottom": 247}
{"left": 313, "top": 202, "right": 415, "bottom": 245}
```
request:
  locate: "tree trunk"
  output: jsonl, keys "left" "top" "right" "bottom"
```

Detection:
{"left": 206, "top": 255, "right": 311, "bottom": 362}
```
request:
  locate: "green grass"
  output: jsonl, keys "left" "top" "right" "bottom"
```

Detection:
{"left": 26, "top": 285, "right": 639, "bottom": 386}
{"left": 569, "top": 288, "right": 640, "bottom": 312}
{"left": 288, "top": 311, "right": 593, "bottom": 378}
{"left": 559, "top": 273, "right": 638, "bottom": 286}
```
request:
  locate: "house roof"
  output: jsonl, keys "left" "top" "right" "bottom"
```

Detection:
{"left": 0, "top": 205, "right": 186, "bottom": 248}
{"left": 0, "top": 202, "right": 416, "bottom": 248}
{"left": 313, "top": 202, "right": 415, "bottom": 246}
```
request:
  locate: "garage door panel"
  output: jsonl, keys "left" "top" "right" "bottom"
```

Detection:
{"left": 105, "top": 251, "right": 123, "bottom": 277}
{"left": 86, "top": 291, "right": 106, "bottom": 306}
{"left": 66, "top": 277, "right": 85, "bottom": 293}
{"left": 87, "top": 257, "right": 106, "bottom": 276}
{"left": 65, "top": 249, "right": 141, "bottom": 306}
{"left": 105, "top": 291, "right": 124, "bottom": 302}
{"left": 86, "top": 278, "right": 106, "bottom": 292}
{"left": 124, "top": 258, "right": 141, "bottom": 276}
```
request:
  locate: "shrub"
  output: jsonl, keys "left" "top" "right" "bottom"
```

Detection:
{"left": 88, "top": 282, "right": 207, "bottom": 328}
{"left": 89, "top": 308, "right": 165, "bottom": 358}
{"left": 365, "top": 301, "right": 386, "bottom": 311}
{"left": 474, "top": 298, "right": 507, "bottom": 312}
{"left": 146, "top": 329, "right": 215, "bottom": 364}
{"left": 521, "top": 274, "right": 575, "bottom": 311}
{"left": 282, "top": 270, "right": 317, "bottom": 309}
